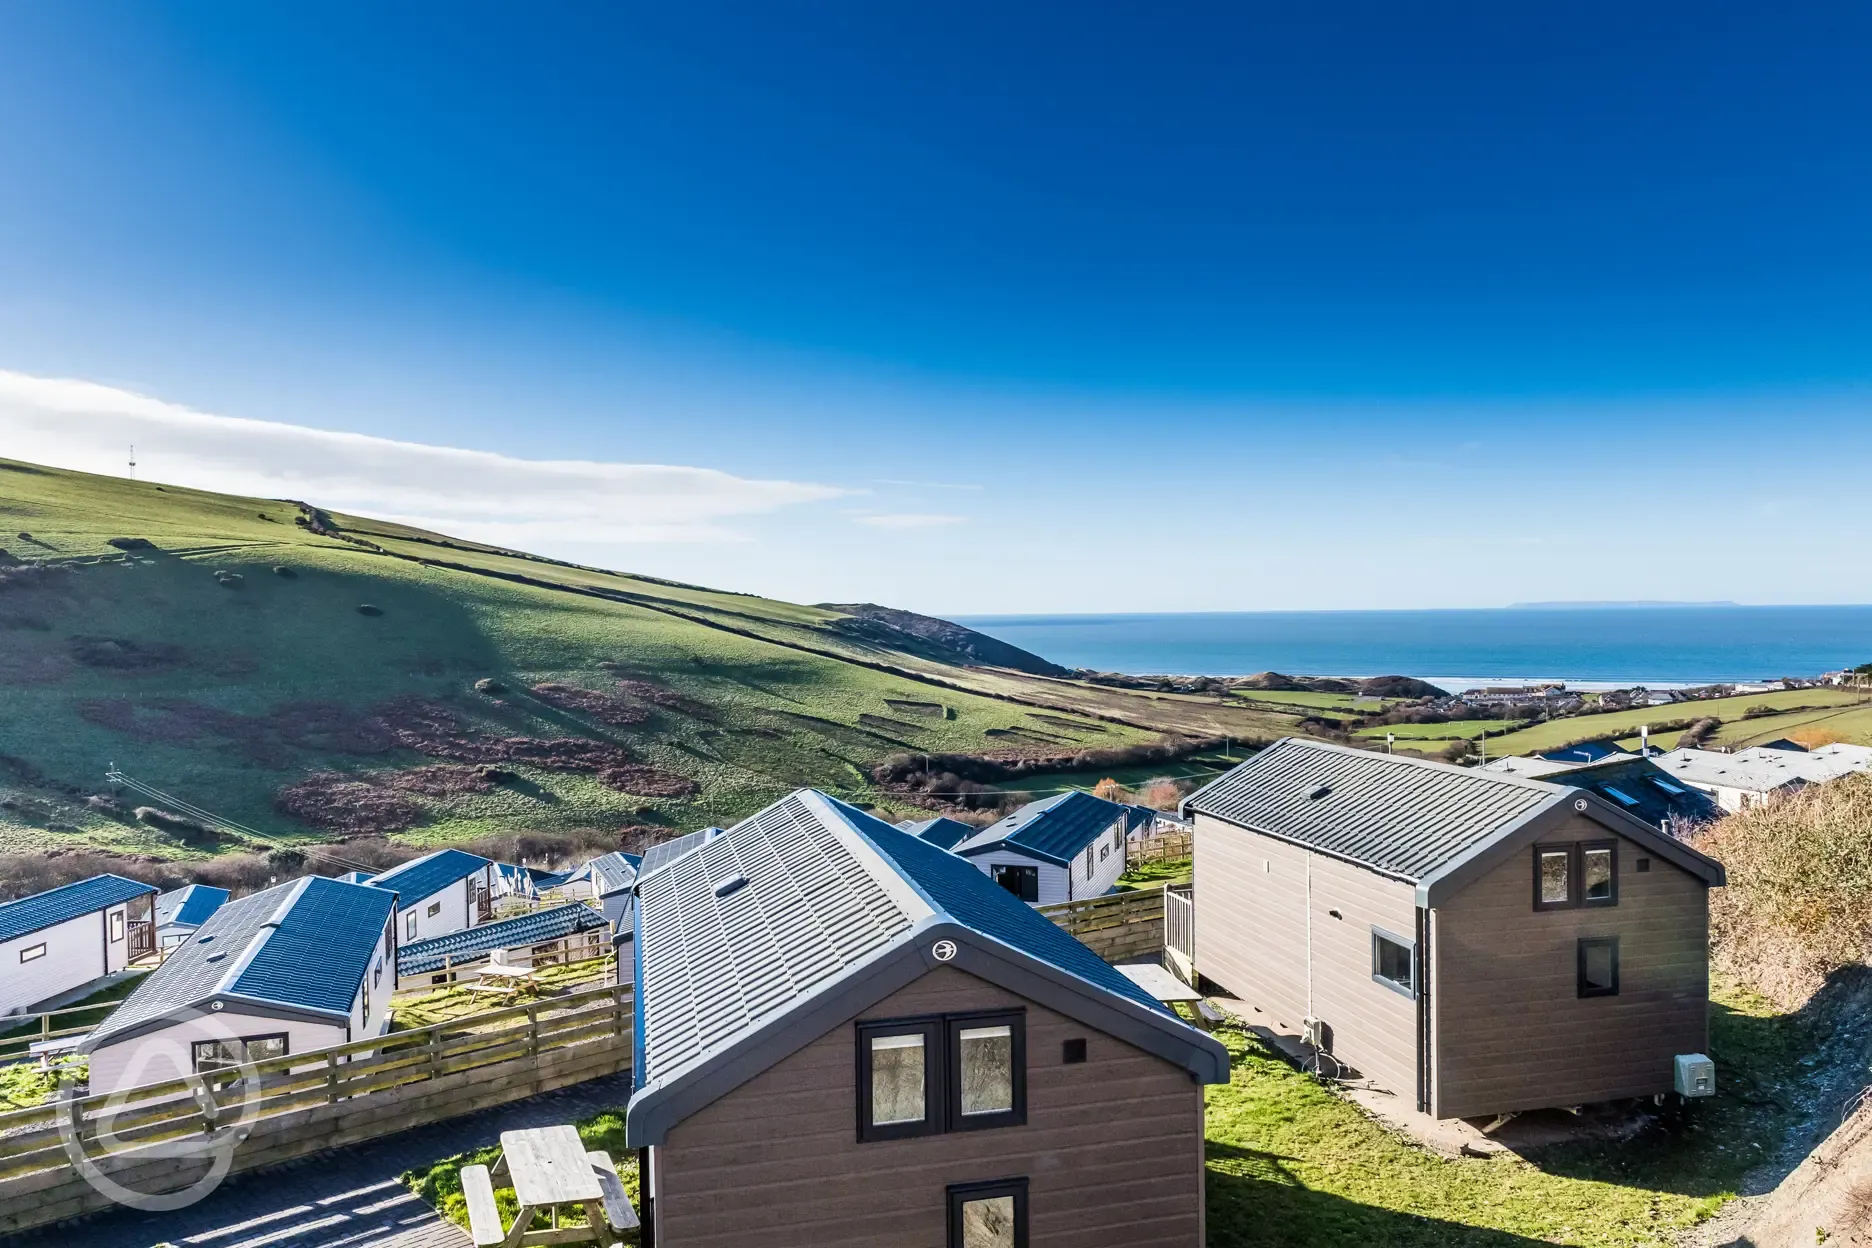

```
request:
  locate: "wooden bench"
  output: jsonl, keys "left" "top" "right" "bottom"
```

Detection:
{"left": 459, "top": 1163, "right": 506, "bottom": 1247}
{"left": 1196, "top": 1000, "right": 1226, "bottom": 1030}
{"left": 587, "top": 1149, "right": 641, "bottom": 1232}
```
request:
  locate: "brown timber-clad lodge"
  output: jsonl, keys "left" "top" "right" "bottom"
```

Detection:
{"left": 1183, "top": 739, "right": 1726, "bottom": 1120}
{"left": 625, "top": 788, "right": 1228, "bottom": 1247}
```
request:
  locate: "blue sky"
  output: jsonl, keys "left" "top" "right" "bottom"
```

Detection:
{"left": 2, "top": 3, "right": 1869, "bottom": 613}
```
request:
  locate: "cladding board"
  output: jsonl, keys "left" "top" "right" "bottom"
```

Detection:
{"left": 1430, "top": 815, "right": 1710, "bottom": 1118}
{"left": 654, "top": 966, "right": 1202, "bottom": 1248}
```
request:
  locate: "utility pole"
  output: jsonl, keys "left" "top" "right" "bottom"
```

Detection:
{"left": 128, "top": 445, "right": 137, "bottom": 481}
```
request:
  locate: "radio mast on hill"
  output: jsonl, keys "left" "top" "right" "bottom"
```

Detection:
{"left": 128, "top": 445, "right": 136, "bottom": 480}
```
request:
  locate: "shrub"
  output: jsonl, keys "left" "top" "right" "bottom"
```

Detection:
{"left": 133, "top": 806, "right": 215, "bottom": 842}
{"left": 106, "top": 537, "right": 155, "bottom": 551}
{"left": 1677, "top": 717, "right": 1722, "bottom": 748}
{"left": 474, "top": 678, "right": 506, "bottom": 695}
{"left": 1700, "top": 775, "right": 1872, "bottom": 1008}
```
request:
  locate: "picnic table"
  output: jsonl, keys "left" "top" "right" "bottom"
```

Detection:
{"left": 460, "top": 1124, "right": 638, "bottom": 1247}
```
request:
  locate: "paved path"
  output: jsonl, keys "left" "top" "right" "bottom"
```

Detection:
{"left": 1, "top": 1074, "right": 634, "bottom": 1248}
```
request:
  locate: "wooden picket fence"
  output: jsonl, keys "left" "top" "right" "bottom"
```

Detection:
{"left": 1129, "top": 829, "right": 1193, "bottom": 866}
{"left": 0, "top": 983, "right": 630, "bottom": 1188}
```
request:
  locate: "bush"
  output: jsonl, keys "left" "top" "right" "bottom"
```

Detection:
{"left": 1678, "top": 717, "right": 1721, "bottom": 748}
{"left": 1700, "top": 775, "right": 1872, "bottom": 1007}
{"left": 134, "top": 806, "right": 214, "bottom": 841}
{"left": 272, "top": 565, "right": 296, "bottom": 578}
{"left": 106, "top": 537, "right": 155, "bottom": 551}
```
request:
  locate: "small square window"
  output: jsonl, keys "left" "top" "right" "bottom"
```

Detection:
{"left": 1371, "top": 928, "right": 1415, "bottom": 997}
{"left": 1062, "top": 1038, "right": 1087, "bottom": 1064}
{"left": 426, "top": 900, "right": 442, "bottom": 919}
{"left": 948, "top": 1178, "right": 1028, "bottom": 1248}
{"left": 19, "top": 943, "right": 46, "bottom": 963}
{"left": 1100, "top": 844, "right": 1110, "bottom": 862}
{"left": 1578, "top": 937, "right": 1620, "bottom": 997}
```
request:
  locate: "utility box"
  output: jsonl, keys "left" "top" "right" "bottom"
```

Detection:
{"left": 1674, "top": 1053, "right": 1715, "bottom": 1097}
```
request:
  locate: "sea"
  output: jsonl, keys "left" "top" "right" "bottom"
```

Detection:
{"left": 954, "top": 606, "right": 1872, "bottom": 691}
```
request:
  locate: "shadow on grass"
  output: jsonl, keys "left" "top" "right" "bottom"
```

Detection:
{"left": 1207, "top": 1142, "right": 1547, "bottom": 1247}
{"left": 1514, "top": 967, "right": 1871, "bottom": 1201}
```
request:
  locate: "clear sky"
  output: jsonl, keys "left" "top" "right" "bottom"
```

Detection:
{"left": 2, "top": 3, "right": 1869, "bottom": 613}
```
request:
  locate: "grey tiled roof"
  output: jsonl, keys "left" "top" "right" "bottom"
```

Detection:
{"left": 1184, "top": 738, "right": 1565, "bottom": 881}
{"left": 585, "top": 852, "right": 641, "bottom": 897}
{"left": 637, "top": 795, "right": 921, "bottom": 1086}
{"left": 637, "top": 826, "right": 723, "bottom": 880}
{"left": 399, "top": 902, "right": 610, "bottom": 976}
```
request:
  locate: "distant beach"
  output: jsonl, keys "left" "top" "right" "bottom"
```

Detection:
{"left": 956, "top": 606, "right": 1872, "bottom": 690}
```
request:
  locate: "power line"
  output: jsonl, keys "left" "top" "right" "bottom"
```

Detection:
{"left": 107, "top": 766, "right": 383, "bottom": 877}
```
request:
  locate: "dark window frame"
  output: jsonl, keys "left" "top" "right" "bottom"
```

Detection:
{"left": 192, "top": 1032, "right": 291, "bottom": 1074}
{"left": 1577, "top": 936, "right": 1620, "bottom": 998}
{"left": 1580, "top": 840, "right": 1619, "bottom": 907}
{"left": 946, "top": 1009, "right": 1028, "bottom": 1133}
{"left": 857, "top": 1010, "right": 1027, "bottom": 1143}
{"left": 856, "top": 1017, "right": 944, "bottom": 1142}
{"left": 18, "top": 942, "right": 46, "bottom": 963}
{"left": 1534, "top": 841, "right": 1622, "bottom": 911}
{"left": 109, "top": 911, "right": 125, "bottom": 943}
{"left": 991, "top": 864, "right": 1039, "bottom": 903}
{"left": 946, "top": 1177, "right": 1029, "bottom": 1248}
{"left": 1370, "top": 927, "right": 1417, "bottom": 999}
{"left": 1533, "top": 843, "right": 1575, "bottom": 910}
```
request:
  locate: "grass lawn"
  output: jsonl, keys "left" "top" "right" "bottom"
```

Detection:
{"left": 1355, "top": 719, "right": 1522, "bottom": 742}
{"left": 1467, "top": 689, "right": 1871, "bottom": 760}
{"left": 1205, "top": 975, "right": 1805, "bottom": 1247}
{"left": 403, "top": 1109, "right": 639, "bottom": 1241}
{"left": 389, "top": 959, "right": 617, "bottom": 1029}
{"left": 1115, "top": 857, "right": 1192, "bottom": 890}
{"left": 0, "top": 971, "right": 149, "bottom": 1061}
{"left": 1234, "top": 690, "right": 1398, "bottom": 712}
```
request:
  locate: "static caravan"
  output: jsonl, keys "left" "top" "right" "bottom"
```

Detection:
{"left": 366, "top": 848, "right": 496, "bottom": 942}
{"left": 952, "top": 791, "right": 1130, "bottom": 906}
{"left": 0, "top": 875, "right": 157, "bottom": 1016}
{"left": 397, "top": 901, "right": 613, "bottom": 991}
{"left": 1186, "top": 739, "right": 1726, "bottom": 1120}
{"left": 82, "top": 876, "right": 397, "bottom": 1096}
{"left": 153, "top": 884, "right": 230, "bottom": 951}
{"left": 626, "top": 789, "right": 1227, "bottom": 1248}
{"left": 583, "top": 851, "right": 642, "bottom": 932}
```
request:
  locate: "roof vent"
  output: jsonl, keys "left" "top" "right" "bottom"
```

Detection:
{"left": 205, "top": 952, "right": 227, "bottom": 963}
{"left": 1307, "top": 784, "right": 1333, "bottom": 801}
{"left": 713, "top": 873, "right": 749, "bottom": 899}
{"left": 197, "top": 934, "right": 214, "bottom": 944}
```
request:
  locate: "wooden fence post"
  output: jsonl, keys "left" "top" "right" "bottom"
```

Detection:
{"left": 325, "top": 1052, "right": 339, "bottom": 1105}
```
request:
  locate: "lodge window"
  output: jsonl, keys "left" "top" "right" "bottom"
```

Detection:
{"left": 948, "top": 1177, "right": 1028, "bottom": 1248}
{"left": 1578, "top": 937, "right": 1620, "bottom": 997}
{"left": 1100, "top": 843, "right": 1110, "bottom": 862}
{"left": 992, "top": 864, "right": 1038, "bottom": 903}
{"left": 19, "top": 943, "right": 46, "bottom": 963}
{"left": 858, "top": 1011, "right": 1026, "bottom": 1142}
{"left": 109, "top": 911, "right": 125, "bottom": 943}
{"left": 1534, "top": 841, "right": 1618, "bottom": 910}
{"left": 1084, "top": 846, "right": 1095, "bottom": 879}
{"left": 426, "top": 901, "right": 443, "bottom": 919}
{"left": 192, "top": 1033, "right": 288, "bottom": 1073}
{"left": 406, "top": 910, "right": 418, "bottom": 940}
{"left": 1371, "top": 928, "right": 1416, "bottom": 998}
{"left": 362, "top": 977, "right": 370, "bottom": 1020}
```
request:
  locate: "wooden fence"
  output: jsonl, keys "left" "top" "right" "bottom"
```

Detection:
{"left": 1129, "top": 830, "right": 1193, "bottom": 866}
{"left": 1039, "top": 886, "right": 1166, "bottom": 963}
{"left": 0, "top": 983, "right": 632, "bottom": 1236}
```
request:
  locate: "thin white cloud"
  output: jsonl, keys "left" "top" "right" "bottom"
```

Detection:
{"left": 0, "top": 371, "right": 846, "bottom": 544}
{"left": 872, "top": 478, "right": 984, "bottom": 491}
{"left": 853, "top": 513, "right": 968, "bottom": 529}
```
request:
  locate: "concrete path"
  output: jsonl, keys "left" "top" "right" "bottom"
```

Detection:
{"left": 0, "top": 1074, "right": 633, "bottom": 1248}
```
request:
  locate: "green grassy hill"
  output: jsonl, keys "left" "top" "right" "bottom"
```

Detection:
{"left": 0, "top": 459, "right": 1297, "bottom": 868}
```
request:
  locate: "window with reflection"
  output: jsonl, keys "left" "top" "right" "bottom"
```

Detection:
{"left": 948, "top": 1178, "right": 1028, "bottom": 1248}
{"left": 858, "top": 1011, "right": 1026, "bottom": 1141}
{"left": 1535, "top": 841, "right": 1620, "bottom": 910}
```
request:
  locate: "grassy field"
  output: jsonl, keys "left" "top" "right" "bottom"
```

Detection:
{"left": 1234, "top": 689, "right": 1396, "bottom": 711}
{"left": 1355, "top": 719, "right": 1522, "bottom": 742}
{"left": 1205, "top": 975, "right": 1803, "bottom": 1247}
{"left": 0, "top": 460, "right": 1303, "bottom": 866}
{"left": 1386, "top": 688, "right": 1872, "bottom": 759}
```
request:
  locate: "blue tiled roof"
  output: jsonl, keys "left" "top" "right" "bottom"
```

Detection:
{"left": 833, "top": 798, "right": 1167, "bottom": 1016}
{"left": 366, "top": 849, "right": 490, "bottom": 910}
{"left": 896, "top": 815, "right": 976, "bottom": 851}
{"left": 0, "top": 874, "right": 155, "bottom": 944}
{"left": 399, "top": 901, "right": 610, "bottom": 976}
{"left": 953, "top": 790, "right": 1127, "bottom": 866}
{"left": 87, "top": 876, "right": 393, "bottom": 1048}
{"left": 232, "top": 877, "right": 397, "bottom": 1015}
{"left": 155, "top": 884, "right": 229, "bottom": 930}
